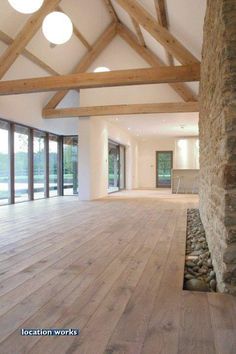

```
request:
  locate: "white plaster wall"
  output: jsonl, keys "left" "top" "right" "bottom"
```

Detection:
{"left": 78, "top": 117, "right": 138, "bottom": 200}
{"left": 0, "top": 91, "right": 79, "bottom": 135}
{"left": 138, "top": 137, "right": 199, "bottom": 188}
{"left": 138, "top": 138, "right": 175, "bottom": 188}
{"left": 174, "top": 137, "right": 200, "bottom": 169}
{"left": 0, "top": 52, "right": 79, "bottom": 136}
{"left": 78, "top": 117, "right": 108, "bottom": 200}
{"left": 90, "top": 118, "right": 109, "bottom": 199}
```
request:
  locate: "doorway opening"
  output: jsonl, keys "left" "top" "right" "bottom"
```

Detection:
{"left": 108, "top": 140, "right": 125, "bottom": 193}
{"left": 156, "top": 151, "right": 173, "bottom": 188}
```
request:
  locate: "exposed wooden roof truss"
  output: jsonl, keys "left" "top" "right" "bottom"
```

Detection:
{"left": 0, "top": 0, "right": 201, "bottom": 118}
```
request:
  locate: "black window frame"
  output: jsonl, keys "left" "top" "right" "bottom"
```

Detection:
{"left": 0, "top": 117, "right": 78, "bottom": 206}
{"left": 62, "top": 135, "right": 78, "bottom": 196}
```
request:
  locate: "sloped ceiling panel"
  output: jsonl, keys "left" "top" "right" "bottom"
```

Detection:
{"left": 140, "top": 27, "right": 169, "bottom": 64}
{"left": 0, "top": 1, "right": 30, "bottom": 37}
{"left": 61, "top": 0, "right": 111, "bottom": 44}
{"left": 111, "top": 0, "right": 136, "bottom": 34}
{"left": 2, "top": 50, "right": 54, "bottom": 80}
{"left": 26, "top": 31, "right": 87, "bottom": 75}
{"left": 88, "top": 35, "right": 149, "bottom": 72}
{"left": 166, "top": 0, "right": 206, "bottom": 60}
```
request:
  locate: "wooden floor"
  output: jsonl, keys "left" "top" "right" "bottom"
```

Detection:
{"left": 0, "top": 191, "right": 235, "bottom": 354}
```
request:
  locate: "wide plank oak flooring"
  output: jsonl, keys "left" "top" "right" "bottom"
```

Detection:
{"left": 0, "top": 192, "right": 235, "bottom": 354}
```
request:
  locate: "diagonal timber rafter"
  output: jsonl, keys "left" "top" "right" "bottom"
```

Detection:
{"left": 0, "top": 0, "right": 61, "bottom": 80}
{"left": 44, "top": 22, "right": 117, "bottom": 110}
{"left": 115, "top": 0, "right": 199, "bottom": 64}
{"left": 117, "top": 23, "right": 198, "bottom": 102}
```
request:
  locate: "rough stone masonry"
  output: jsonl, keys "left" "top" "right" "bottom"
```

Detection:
{"left": 199, "top": 0, "right": 236, "bottom": 294}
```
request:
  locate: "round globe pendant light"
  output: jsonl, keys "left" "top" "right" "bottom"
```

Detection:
{"left": 42, "top": 11, "right": 73, "bottom": 45}
{"left": 8, "top": 0, "right": 44, "bottom": 14}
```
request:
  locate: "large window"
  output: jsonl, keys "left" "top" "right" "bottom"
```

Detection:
{"left": 49, "top": 135, "right": 59, "bottom": 197}
{"left": 63, "top": 136, "right": 78, "bottom": 195}
{"left": 0, "top": 121, "right": 10, "bottom": 205}
{"left": 14, "top": 125, "right": 29, "bottom": 203}
{"left": 34, "top": 131, "right": 46, "bottom": 199}
{"left": 0, "top": 118, "right": 79, "bottom": 206}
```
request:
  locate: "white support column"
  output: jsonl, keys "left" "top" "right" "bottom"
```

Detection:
{"left": 125, "top": 143, "right": 139, "bottom": 190}
{"left": 78, "top": 117, "right": 108, "bottom": 200}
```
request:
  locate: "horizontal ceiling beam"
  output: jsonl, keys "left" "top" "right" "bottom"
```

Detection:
{"left": 0, "top": 64, "right": 200, "bottom": 96}
{"left": 43, "top": 102, "right": 199, "bottom": 118}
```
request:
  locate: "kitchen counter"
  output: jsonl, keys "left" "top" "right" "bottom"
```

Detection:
{"left": 171, "top": 169, "right": 199, "bottom": 194}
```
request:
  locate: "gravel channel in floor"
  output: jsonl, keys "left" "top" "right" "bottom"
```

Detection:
{"left": 183, "top": 208, "right": 217, "bottom": 292}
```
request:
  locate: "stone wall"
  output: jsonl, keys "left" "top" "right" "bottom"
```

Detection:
{"left": 199, "top": 0, "right": 236, "bottom": 294}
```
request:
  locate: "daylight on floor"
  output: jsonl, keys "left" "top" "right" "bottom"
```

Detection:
{"left": 0, "top": 0, "right": 235, "bottom": 353}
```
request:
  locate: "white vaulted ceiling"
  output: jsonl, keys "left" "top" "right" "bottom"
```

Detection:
{"left": 0, "top": 0, "right": 206, "bottom": 137}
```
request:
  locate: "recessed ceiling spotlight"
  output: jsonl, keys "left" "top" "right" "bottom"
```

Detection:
{"left": 128, "top": 127, "right": 131, "bottom": 130}
{"left": 115, "top": 117, "right": 119, "bottom": 121}
{"left": 8, "top": 0, "right": 44, "bottom": 14}
{"left": 162, "top": 119, "right": 166, "bottom": 122}
{"left": 94, "top": 66, "right": 110, "bottom": 73}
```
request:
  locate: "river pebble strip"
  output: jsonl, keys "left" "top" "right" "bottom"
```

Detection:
{"left": 184, "top": 209, "right": 217, "bottom": 292}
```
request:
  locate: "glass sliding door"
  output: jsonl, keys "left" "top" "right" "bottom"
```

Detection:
{"left": 33, "top": 131, "right": 46, "bottom": 199}
{"left": 0, "top": 120, "right": 10, "bottom": 205}
{"left": 63, "top": 136, "right": 78, "bottom": 195}
{"left": 14, "top": 125, "right": 29, "bottom": 203}
{"left": 156, "top": 151, "right": 173, "bottom": 188}
{"left": 108, "top": 141, "right": 126, "bottom": 193}
{"left": 49, "top": 135, "right": 59, "bottom": 197}
{"left": 108, "top": 142, "right": 120, "bottom": 193}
